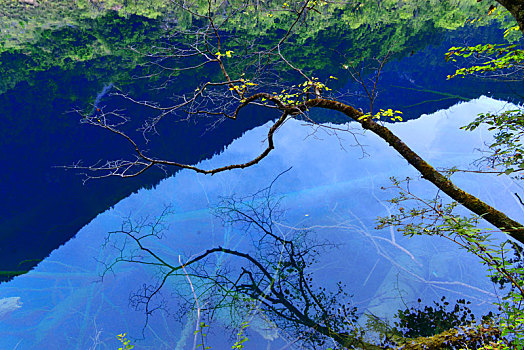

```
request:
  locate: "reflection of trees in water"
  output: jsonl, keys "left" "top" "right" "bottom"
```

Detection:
{"left": 100, "top": 173, "right": 368, "bottom": 348}
{"left": 284, "top": 178, "right": 497, "bottom": 307}
{"left": 99, "top": 173, "right": 501, "bottom": 348}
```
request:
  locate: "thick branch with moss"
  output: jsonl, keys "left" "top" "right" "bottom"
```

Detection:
{"left": 74, "top": 1, "right": 524, "bottom": 243}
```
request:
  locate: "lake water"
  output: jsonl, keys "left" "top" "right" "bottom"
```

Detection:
{"left": 0, "top": 96, "right": 522, "bottom": 349}
{"left": 1, "top": 6, "right": 523, "bottom": 280}
{"left": 2, "top": 2, "right": 524, "bottom": 348}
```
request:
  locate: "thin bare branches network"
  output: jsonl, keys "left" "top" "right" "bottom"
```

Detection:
{"left": 99, "top": 180, "right": 378, "bottom": 348}
{"left": 68, "top": 0, "right": 524, "bottom": 241}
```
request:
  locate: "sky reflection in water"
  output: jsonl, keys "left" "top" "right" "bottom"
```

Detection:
{"left": 0, "top": 96, "right": 522, "bottom": 349}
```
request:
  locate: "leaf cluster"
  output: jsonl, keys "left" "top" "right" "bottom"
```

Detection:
{"left": 462, "top": 108, "right": 524, "bottom": 179}
{"left": 445, "top": 43, "right": 524, "bottom": 79}
{"left": 378, "top": 176, "right": 524, "bottom": 349}
{"left": 359, "top": 108, "right": 404, "bottom": 122}
{"left": 116, "top": 333, "right": 135, "bottom": 350}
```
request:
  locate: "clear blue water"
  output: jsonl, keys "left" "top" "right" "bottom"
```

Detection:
{"left": 0, "top": 97, "right": 521, "bottom": 349}
{"left": 2, "top": 4, "right": 524, "bottom": 348}
{"left": 0, "top": 19, "right": 522, "bottom": 280}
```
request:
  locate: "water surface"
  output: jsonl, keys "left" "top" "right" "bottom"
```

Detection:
{"left": 0, "top": 97, "right": 521, "bottom": 349}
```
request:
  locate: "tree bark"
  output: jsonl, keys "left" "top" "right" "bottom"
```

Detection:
{"left": 395, "top": 323, "right": 501, "bottom": 350}
{"left": 303, "top": 98, "right": 524, "bottom": 245}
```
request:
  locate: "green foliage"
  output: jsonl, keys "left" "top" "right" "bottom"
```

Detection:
{"left": 442, "top": 22, "right": 524, "bottom": 347}
{"left": 1, "top": 0, "right": 505, "bottom": 89}
{"left": 0, "top": 0, "right": 176, "bottom": 50}
{"left": 490, "top": 241, "right": 524, "bottom": 290}
{"left": 359, "top": 108, "right": 404, "bottom": 122}
{"left": 445, "top": 44, "right": 524, "bottom": 79}
{"left": 194, "top": 322, "right": 211, "bottom": 350}
{"left": 498, "top": 293, "right": 524, "bottom": 349}
{"left": 444, "top": 4, "right": 523, "bottom": 80}
{"left": 116, "top": 333, "right": 134, "bottom": 350}
{"left": 0, "top": 11, "right": 163, "bottom": 95}
{"left": 462, "top": 108, "right": 524, "bottom": 179}
{"left": 231, "top": 321, "right": 250, "bottom": 350}
{"left": 377, "top": 176, "right": 524, "bottom": 349}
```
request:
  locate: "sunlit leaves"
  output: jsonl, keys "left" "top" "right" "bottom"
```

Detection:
{"left": 231, "top": 321, "right": 250, "bottom": 349}
{"left": 504, "top": 25, "right": 520, "bottom": 38}
{"left": 358, "top": 108, "right": 403, "bottom": 122}
{"left": 229, "top": 78, "right": 257, "bottom": 99}
{"left": 215, "top": 50, "right": 234, "bottom": 59}
{"left": 445, "top": 43, "right": 524, "bottom": 79}
{"left": 260, "top": 77, "right": 335, "bottom": 107}
{"left": 116, "top": 333, "right": 134, "bottom": 350}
